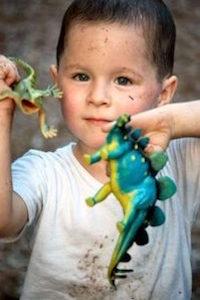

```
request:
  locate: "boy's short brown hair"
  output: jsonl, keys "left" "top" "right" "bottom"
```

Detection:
{"left": 56, "top": 0, "right": 176, "bottom": 80}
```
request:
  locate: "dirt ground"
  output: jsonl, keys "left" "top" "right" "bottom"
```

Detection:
{"left": 0, "top": 0, "right": 199, "bottom": 299}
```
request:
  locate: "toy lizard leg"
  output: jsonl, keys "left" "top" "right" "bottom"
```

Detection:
{"left": 38, "top": 109, "right": 57, "bottom": 138}
{"left": 40, "top": 85, "right": 63, "bottom": 99}
{"left": 86, "top": 182, "right": 112, "bottom": 207}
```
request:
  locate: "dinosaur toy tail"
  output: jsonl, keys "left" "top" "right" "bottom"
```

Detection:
{"left": 108, "top": 209, "right": 147, "bottom": 287}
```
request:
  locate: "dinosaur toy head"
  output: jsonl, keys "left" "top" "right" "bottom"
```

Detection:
{"left": 106, "top": 114, "right": 131, "bottom": 144}
{"left": 116, "top": 114, "right": 131, "bottom": 128}
{"left": 101, "top": 114, "right": 132, "bottom": 160}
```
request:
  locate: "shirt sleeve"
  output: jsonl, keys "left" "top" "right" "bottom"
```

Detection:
{"left": 168, "top": 138, "right": 200, "bottom": 225}
{"left": 12, "top": 149, "right": 48, "bottom": 227}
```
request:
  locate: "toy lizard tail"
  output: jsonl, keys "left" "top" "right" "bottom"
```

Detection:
{"left": 108, "top": 209, "right": 147, "bottom": 288}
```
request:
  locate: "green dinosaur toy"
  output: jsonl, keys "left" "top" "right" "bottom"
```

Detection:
{"left": 0, "top": 57, "right": 62, "bottom": 138}
{"left": 84, "top": 114, "right": 176, "bottom": 288}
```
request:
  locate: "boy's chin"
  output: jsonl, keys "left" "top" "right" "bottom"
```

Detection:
{"left": 93, "top": 135, "right": 107, "bottom": 148}
{"left": 78, "top": 138, "right": 106, "bottom": 153}
{"left": 88, "top": 140, "right": 105, "bottom": 151}
{"left": 86, "top": 132, "right": 107, "bottom": 149}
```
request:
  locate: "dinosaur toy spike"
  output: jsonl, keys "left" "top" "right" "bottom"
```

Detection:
{"left": 85, "top": 114, "right": 176, "bottom": 287}
{"left": 0, "top": 57, "right": 63, "bottom": 138}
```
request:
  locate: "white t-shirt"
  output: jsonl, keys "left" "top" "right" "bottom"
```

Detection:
{"left": 10, "top": 138, "right": 200, "bottom": 300}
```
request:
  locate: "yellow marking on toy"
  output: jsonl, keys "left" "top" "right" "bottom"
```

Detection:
{"left": 110, "top": 161, "right": 136, "bottom": 212}
{"left": 108, "top": 140, "right": 118, "bottom": 151}
{"left": 101, "top": 140, "right": 118, "bottom": 159}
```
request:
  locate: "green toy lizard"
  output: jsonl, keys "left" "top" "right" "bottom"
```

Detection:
{"left": 84, "top": 114, "right": 176, "bottom": 288}
{"left": 0, "top": 57, "right": 62, "bottom": 138}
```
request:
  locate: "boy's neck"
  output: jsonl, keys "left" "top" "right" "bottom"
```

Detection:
{"left": 73, "top": 144, "right": 109, "bottom": 184}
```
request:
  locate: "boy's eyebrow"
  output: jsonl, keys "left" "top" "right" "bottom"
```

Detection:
{"left": 63, "top": 63, "right": 84, "bottom": 70}
{"left": 117, "top": 67, "right": 143, "bottom": 80}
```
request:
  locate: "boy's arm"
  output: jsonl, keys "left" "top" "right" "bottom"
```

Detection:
{"left": 126, "top": 100, "right": 200, "bottom": 153}
{"left": 103, "top": 100, "right": 200, "bottom": 153}
{"left": 168, "top": 100, "right": 200, "bottom": 138}
{"left": 0, "top": 56, "right": 28, "bottom": 238}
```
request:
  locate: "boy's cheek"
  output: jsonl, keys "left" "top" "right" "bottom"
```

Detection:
{"left": 60, "top": 96, "right": 80, "bottom": 120}
{"left": 120, "top": 97, "right": 158, "bottom": 116}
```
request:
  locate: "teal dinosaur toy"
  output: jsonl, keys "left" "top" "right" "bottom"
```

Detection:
{"left": 0, "top": 57, "right": 62, "bottom": 138}
{"left": 85, "top": 114, "right": 176, "bottom": 288}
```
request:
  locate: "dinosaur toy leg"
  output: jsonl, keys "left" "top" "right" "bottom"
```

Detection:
{"left": 86, "top": 182, "right": 112, "bottom": 207}
{"left": 116, "top": 186, "right": 154, "bottom": 233}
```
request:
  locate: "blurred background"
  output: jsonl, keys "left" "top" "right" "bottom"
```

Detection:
{"left": 0, "top": 0, "right": 199, "bottom": 299}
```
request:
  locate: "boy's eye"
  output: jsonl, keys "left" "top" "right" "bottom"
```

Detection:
{"left": 115, "top": 76, "right": 132, "bottom": 86}
{"left": 72, "top": 73, "right": 89, "bottom": 81}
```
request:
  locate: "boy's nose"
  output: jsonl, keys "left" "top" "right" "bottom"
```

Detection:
{"left": 87, "top": 81, "right": 111, "bottom": 106}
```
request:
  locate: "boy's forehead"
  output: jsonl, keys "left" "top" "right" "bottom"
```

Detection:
{"left": 60, "top": 21, "right": 157, "bottom": 79}
{"left": 69, "top": 21, "right": 145, "bottom": 37}
{"left": 66, "top": 21, "right": 147, "bottom": 54}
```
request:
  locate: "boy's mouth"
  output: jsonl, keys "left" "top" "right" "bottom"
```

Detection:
{"left": 85, "top": 118, "right": 112, "bottom": 127}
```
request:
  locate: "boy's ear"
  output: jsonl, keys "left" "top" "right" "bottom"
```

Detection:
{"left": 49, "top": 64, "right": 58, "bottom": 84}
{"left": 158, "top": 75, "right": 178, "bottom": 106}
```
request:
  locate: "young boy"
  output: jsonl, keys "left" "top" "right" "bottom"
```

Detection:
{"left": 0, "top": 0, "right": 200, "bottom": 299}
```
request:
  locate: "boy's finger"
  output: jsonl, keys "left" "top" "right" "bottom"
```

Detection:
{"left": 5, "top": 63, "right": 20, "bottom": 86}
{"left": 0, "top": 58, "right": 20, "bottom": 86}
{"left": 144, "top": 144, "right": 164, "bottom": 155}
{"left": 5, "top": 71, "right": 20, "bottom": 86}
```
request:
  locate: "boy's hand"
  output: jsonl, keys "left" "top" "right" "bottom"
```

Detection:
{"left": 0, "top": 55, "right": 20, "bottom": 85}
{"left": 103, "top": 106, "right": 173, "bottom": 154}
{"left": 129, "top": 107, "right": 173, "bottom": 154}
{"left": 0, "top": 55, "right": 20, "bottom": 111}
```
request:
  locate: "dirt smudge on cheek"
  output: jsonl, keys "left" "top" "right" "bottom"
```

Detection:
{"left": 129, "top": 96, "right": 134, "bottom": 101}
